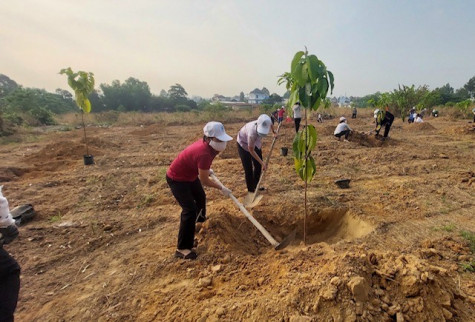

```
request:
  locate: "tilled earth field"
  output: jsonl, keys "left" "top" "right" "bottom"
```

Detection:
{"left": 1, "top": 111, "right": 474, "bottom": 321}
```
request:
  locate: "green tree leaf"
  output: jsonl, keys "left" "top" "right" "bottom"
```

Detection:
{"left": 291, "top": 51, "right": 305, "bottom": 75}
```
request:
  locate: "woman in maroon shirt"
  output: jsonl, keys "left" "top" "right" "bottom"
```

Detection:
{"left": 166, "top": 122, "right": 232, "bottom": 259}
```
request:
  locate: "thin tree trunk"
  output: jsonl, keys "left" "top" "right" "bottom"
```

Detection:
{"left": 81, "top": 112, "right": 89, "bottom": 156}
{"left": 304, "top": 108, "right": 307, "bottom": 245}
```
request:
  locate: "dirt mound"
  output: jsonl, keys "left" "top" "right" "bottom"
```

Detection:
{"left": 349, "top": 131, "right": 397, "bottom": 147}
{"left": 318, "top": 125, "right": 336, "bottom": 136}
{"left": 442, "top": 124, "right": 475, "bottom": 135}
{"left": 24, "top": 140, "right": 104, "bottom": 171}
{"left": 275, "top": 248, "right": 474, "bottom": 321}
{"left": 411, "top": 122, "right": 436, "bottom": 131}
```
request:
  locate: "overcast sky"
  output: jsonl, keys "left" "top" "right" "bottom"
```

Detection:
{"left": 1, "top": 0, "right": 474, "bottom": 98}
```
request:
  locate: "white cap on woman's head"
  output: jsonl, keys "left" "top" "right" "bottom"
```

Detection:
{"left": 340, "top": 116, "right": 346, "bottom": 122}
{"left": 203, "top": 122, "right": 233, "bottom": 141}
{"left": 257, "top": 114, "right": 272, "bottom": 135}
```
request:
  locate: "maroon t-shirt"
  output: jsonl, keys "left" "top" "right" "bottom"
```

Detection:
{"left": 166, "top": 140, "right": 218, "bottom": 182}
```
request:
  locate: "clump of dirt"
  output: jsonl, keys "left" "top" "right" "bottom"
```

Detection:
{"left": 0, "top": 166, "right": 28, "bottom": 182}
{"left": 277, "top": 248, "right": 473, "bottom": 321}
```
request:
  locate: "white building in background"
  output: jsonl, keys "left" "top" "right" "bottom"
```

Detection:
{"left": 248, "top": 88, "right": 269, "bottom": 104}
{"left": 337, "top": 96, "right": 351, "bottom": 107}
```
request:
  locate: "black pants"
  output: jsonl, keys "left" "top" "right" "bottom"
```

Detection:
{"left": 294, "top": 118, "right": 301, "bottom": 133}
{"left": 166, "top": 176, "right": 206, "bottom": 250}
{"left": 237, "top": 143, "right": 263, "bottom": 193}
{"left": 0, "top": 247, "right": 20, "bottom": 322}
{"left": 352, "top": 113, "right": 356, "bottom": 118}
{"left": 335, "top": 130, "right": 350, "bottom": 140}
{"left": 376, "top": 112, "right": 394, "bottom": 137}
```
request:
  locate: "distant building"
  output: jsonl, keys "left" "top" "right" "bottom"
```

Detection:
{"left": 248, "top": 88, "right": 269, "bottom": 104}
{"left": 337, "top": 96, "right": 351, "bottom": 107}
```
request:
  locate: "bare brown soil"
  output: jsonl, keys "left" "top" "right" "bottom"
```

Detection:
{"left": 1, "top": 114, "right": 474, "bottom": 321}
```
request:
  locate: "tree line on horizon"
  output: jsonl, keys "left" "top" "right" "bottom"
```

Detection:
{"left": 1, "top": 72, "right": 474, "bottom": 135}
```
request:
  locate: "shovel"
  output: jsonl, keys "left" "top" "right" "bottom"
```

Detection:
{"left": 244, "top": 122, "right": 282, "bottom": 208}
{"left": 211, "top": 173, "right": 295, "bottom": 250}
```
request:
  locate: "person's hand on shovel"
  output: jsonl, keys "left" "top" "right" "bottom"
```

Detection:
{"left": 221, "top": 186, "right": 232, "bottom": 197}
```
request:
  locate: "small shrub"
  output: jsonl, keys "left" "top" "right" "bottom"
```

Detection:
{"left": 460, "top": 230, "right": 475, "bottom": 253}
{"left": 175, "top": 104, "right": 191, "bottom": 112}
{"left": 460, "top": 259, "right": 475, "bottom": 272}
{"left": 94, "top": 110, "right": 120, "bottom": 124}
{"left": 29, "top": 106, "right": 56, "bottom": 125}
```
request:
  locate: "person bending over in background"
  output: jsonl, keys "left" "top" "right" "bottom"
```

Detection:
{"left": 415, "top": 114, "right": 424, "bottom": 123}
{"left": 237, "top": 114, "right": 276, "bottom": 203}
{"left": 0, "top": 186, "right": 20, "bottom": 322}
{"left": 374, "top": 107, "right": 394, "bottom": 139}
{"left": 334, "top": 117, "right": 352, "bottom": 142}
{"left": 166, "top": 122, "right": 233, "bottom": 260}
{"left": 292, "top": 102, "right": 302, "bottom": 133}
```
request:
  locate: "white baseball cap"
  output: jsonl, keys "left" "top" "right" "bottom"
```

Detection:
{"left": 257, "top": 114, "right": 272, "bottom": 135}
{"left": 374, "top": 109, "right": 380, "bottom": 118}
{"left": 340, "top": 116, "right": 346, "bottom": 122}
{"left": 203, "top": 122, "right": 233, "bottom": 141}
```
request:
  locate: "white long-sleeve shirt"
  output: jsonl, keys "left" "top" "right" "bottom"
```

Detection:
{"left": 0, "top": 186, "right": 14, "bottom": 228}
{"left": 334, "top": 122, "right": 352, "bottom": 135}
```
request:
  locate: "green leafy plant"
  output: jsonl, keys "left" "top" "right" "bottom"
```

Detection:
{"left": 59, "top": 67, "right": 95, "bottom": 156}
{"left": 292, "top": 125, "right": 317, "bottom": 182}
{"left": 460, "top": 230, "right": 475, "bottom": 253}
{"left": 279, "top": 48, "right": 334, "bottom": 243}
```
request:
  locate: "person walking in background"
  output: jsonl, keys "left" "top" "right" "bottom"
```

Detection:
{"left": 292, "top": 102, "right": 302, "bottom": 132}
{"left": 334, "top": 117, "right": 352, "bottom": 142}
{"left": 352, "top": 106, "right": 357, "bottom": 118}
{"left": 277, "top": 106, "right": 286, "bottom": 124}
{"left": 237, "top": 114, "right": 275, "bottom": 202}
{"left": 317, "top": 113, "right": 323, "bottom": 123}
{"left": 166, "top": 122, "right": 233, "bottom": 260}
{"left": 472, "top": 107, "right": 475, "bottom": 122}
{"left": 0, "top": 186, "right": 20, "bottom": 322}
{"left": 374, "top": 106, "right": 395, "bottom": 139}
{"left": 270, "top": 108, "right": 279, "bottom": 125}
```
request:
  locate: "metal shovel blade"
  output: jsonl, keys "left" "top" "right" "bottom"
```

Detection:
{"left": 243, "top": 193, "right": 263, "bottom": 208}
{"left": 274, "top": 229, "right": 296, "bottom": 250}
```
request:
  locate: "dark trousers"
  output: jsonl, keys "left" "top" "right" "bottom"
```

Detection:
{"left": 0, "top": 247, "right": 20, "bottom": 322}
{"left": 381, "top": 112, "right": 394, "bottom": 137}
{"left": 166, "top": 176, "right": 206, "bottom": 250}
{"left": 294, "top": 118, "right": 301, "bottom": 133}
{"left": 237, "top": 143, "right": 263, "bottom": 193}
{"left": 335, "top": 130, "right": 350, "bottom": 140}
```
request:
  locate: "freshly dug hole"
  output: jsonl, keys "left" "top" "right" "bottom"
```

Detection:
{"left": 303, "top": 206, "right": 374, "bottom": 244}
{"left": 200, "top": 204, "right": 374, "bottom": 255}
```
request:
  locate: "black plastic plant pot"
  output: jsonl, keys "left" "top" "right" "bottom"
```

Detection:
{"left": 281, "top": 147, "right": 288, "bottom": 156}
{"left": 83, "top": 154, "right": 94, "bottom": 165}
{"left": 335, "top": 179, "right": 351, "bottom": 189}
